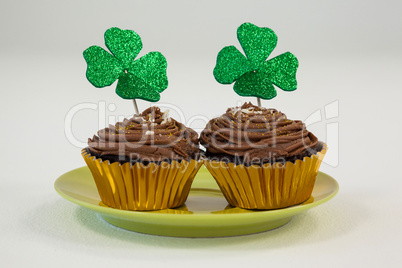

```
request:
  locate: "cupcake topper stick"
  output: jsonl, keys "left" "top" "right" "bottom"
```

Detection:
{"left": 132, "top": 99, "right": 140, "bottom": 115}
{"left": 213, "top": 23, "right": 299, "bottom": 104}
{"left": 83, "top": 27, "right": 168, "bottom": 115}
{"left": 257, "top": 97, "right": 261, "bottom": 108}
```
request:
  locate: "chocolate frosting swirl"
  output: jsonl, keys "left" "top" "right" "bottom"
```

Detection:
{"left": 200, "top": 102, "right": 319, "bottom": 164}
{"left": 87, "top": 107, "right": 199, "bottom": 162}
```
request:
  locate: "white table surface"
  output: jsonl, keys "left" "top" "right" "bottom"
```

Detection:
{"left": 1, "top": 0, "right": 402, "bottom": 267}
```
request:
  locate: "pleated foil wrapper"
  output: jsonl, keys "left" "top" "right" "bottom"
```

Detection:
{"left": 204, "top": 144, "right": 327, "bottom": 210}
{"left": 82, "top": 149, "right": 204, "bottom": 211}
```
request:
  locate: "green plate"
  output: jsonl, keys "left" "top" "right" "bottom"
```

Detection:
{"left": 54, "top": 166, "right": 338, "bottom": 237}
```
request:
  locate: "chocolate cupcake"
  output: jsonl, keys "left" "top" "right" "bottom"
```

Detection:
{"left": 200, "top": 103, "right": 327, "bottom": 210}
{"left": 82, "top": 107, "right": 203, "bottom": 211}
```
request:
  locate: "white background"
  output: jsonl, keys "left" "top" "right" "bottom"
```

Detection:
{"left": 1, "top": 0, "right": 402, "bottom": 267}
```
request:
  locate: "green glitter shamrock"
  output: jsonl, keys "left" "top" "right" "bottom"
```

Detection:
{"left": 213, "top": 23, "right": 299, "bottom": 100}
{"left": 83, "top": 27, "right": 168, "bottom": 102}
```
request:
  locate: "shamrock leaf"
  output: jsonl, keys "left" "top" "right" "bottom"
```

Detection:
{"left": 83, "top": 27, "right": 168, "bottom": 102}
{"left": 234, "top": 71, "right": 276, "bottom": 100}
{"left": 129, "top": 52, "right": 168, "bottom": 92}
{"left": 83, "top": 46, "right": 122, "bottom": 87}
{"left": 213, "top": 46, "right": 252, "bottom": 84}
{"left": 237, "top": 23, "right": 277, "bottom": 70}
{"left": 116, "top": 73, "right": 161, "bottom": 101}
{"left": 262, "top": 52, "right": 298, "bottom": 91}
{"left": 213, "top": 23, "right": 298, "bottom": 100}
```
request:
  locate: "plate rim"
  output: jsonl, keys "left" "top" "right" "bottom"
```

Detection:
{"left": 54, "top": 166, "right": 339, "bottom": 224}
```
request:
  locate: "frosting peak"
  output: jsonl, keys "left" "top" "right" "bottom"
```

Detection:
{"left": 88, "top": 107, "right": 199, "bottom": 162}
{"left": 200, "top": 102, "right": 319, "bottom": 164}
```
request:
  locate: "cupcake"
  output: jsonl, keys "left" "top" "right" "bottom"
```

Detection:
{"left": 81, "top": 27, "right": 203, "bottom": 211}
{"left": 82, "top": 106, "right": 203, "bottom": 211}
{"left": 205, "top": 22, "right": 328, "bottom": 210}
{"left": 200, "top": 102, "right": 327, "bottom": 210}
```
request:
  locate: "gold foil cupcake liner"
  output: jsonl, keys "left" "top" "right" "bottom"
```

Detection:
{"left": 82, "top": 149, "right": 204, "bottom": 211}
{"left": 204, "top": 144, "right": 327, "bottom": 210}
